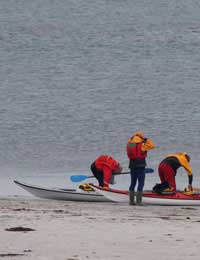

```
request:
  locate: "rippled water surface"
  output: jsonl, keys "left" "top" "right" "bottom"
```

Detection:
{"left": 0, "top": 0, "right": 200, "bottom": 194}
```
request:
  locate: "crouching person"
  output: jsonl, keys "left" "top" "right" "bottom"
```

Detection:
{"left": 157, "top": 152, "right": 193, "bottom": 192}
{"left": 90, "top": 155, "right": 122, "bottom": 188}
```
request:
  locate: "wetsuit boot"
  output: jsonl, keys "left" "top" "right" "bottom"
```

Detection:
{"left": 129, "top": 191, "right": 135, "bottom": 205}
{"left": 136, "top": 191, "right": 143, "bottom": 205}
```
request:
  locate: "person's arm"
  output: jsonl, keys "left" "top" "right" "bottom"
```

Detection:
{"left": 188, "top": 175, "right": 193, "bottom": 191}
{"left": 183, "top": 165, "right": 193, "bottom": 176}
{"left": 141, "top": 138, "right": 155, "bottom": 151}
{"left": 186, "top": 161, "right": 193, "bottom": 191}
{"left": 102, "top": 166, "right": 112, "bottom": 187}
{"left": 113, "top": 164, "right": 122, "bottom": 174}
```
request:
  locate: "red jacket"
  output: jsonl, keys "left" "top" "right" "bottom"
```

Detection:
{"left": 95, "top": 155, "right": 120, "bottom": 186}
{"left": 126, "top": 135, "right": 155, "bottom": 159}
{"left": 126, "top": 142, "right": 147, "bottom": 160}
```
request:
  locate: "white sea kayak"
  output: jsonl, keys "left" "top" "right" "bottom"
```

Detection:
{"left": 14, "top": 180, "right": 110, "bottom": 202}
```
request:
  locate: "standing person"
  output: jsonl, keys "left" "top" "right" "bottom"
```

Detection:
{"left": 157, "top": 152, "right": 193, "bottom": 192}
{"left": 126, "top": 131, "right": 155, "bottom": 205}
{"left": 90, "top": 155, "right": 122, "bottom": 188}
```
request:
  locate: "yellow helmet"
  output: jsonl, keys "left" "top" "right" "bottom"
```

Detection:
{"left": 135, "top": 131, "right": 144, "bottom": 139}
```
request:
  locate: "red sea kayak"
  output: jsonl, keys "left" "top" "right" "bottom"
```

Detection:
{"left": 89, "top": 184, "right": 200, "bottom": 206}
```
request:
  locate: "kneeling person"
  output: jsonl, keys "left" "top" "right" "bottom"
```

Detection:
{"left": 158, "top": 152, "right": 193, "bottom": 192}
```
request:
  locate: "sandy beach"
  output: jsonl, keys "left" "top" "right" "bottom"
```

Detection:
{"left": 0, "top": 197, "right": 200, "bottom": 260}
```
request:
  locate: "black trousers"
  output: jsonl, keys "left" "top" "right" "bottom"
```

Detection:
{"left": 90, "top": 162, "right": 104, "bottom": 186}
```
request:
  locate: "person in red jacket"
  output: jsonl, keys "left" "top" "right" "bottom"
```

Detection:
{"left": 90, "top": 155, "right": 122, "bottom": 188}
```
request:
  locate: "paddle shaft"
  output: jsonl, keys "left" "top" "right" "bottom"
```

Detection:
{"left": 92, "top": 167, "right": 153, "bottom": 177}
{"left": 70, "top": 168, "right": 154, "bottom": 182}
{"left": 86, "top": 171, "right": 131, "bottom": 179}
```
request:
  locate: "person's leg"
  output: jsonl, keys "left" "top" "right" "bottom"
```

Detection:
{"left": 164, "top": 171, "right": 176, "bottom": 191}
{"left": 136, "top": 168, "right": 145, "bottom": 205}
{"left": 158, "top": 163, "right": 176, "bottom": 191}
{"left": 129, "top": 169, "right": 137, "bottom": 191}
{"left": 90, "top": 163, "right": 104, "bottom": 186}
{"left": 158, "top": 163, "right": 165, "bottom": 182}
{"left": 137, "top": 168, "right": 145, "bottom": 192}
{"left": 129, "top": 169, "right": 137, "bottom": 205}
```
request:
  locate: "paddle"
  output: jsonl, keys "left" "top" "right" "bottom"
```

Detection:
{"left": 70, "top": 167, "right": 154, "bottom": 182}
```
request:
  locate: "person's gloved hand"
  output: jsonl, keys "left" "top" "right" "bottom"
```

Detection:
{"left": 143, "top": 138, "right": 147, "bottom": 142}
{"left": 102, "top": 186, "right": 109, "bottom": 190}
{"left": 109, "top": 176, "right": 116, "bottom": 185}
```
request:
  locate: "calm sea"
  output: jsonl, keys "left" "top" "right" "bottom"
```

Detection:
{"left": 0, "top": 0, "right": 200, "bottom": 196}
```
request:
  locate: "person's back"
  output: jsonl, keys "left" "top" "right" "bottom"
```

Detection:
{"left": 95, "top": 155, "right": 119, "bottom": 172}
{"left": 127, "top": 132, "right": 155, "bottom": 168}
{"left": 161, "top": 156, "right": 181, "bottom": 172}
{"left": 90, "top": 155, "right": 122, "bottom": 188}
{"left": 126, "top": 131, "right": 155, "bottom": 205}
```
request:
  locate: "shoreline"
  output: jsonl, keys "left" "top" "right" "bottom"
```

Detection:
{"left": 1, "top": 197, "right": 200, "bottom": 260}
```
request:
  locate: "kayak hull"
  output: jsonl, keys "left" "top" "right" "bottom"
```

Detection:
{"left": 89, "top": 184, "right": 200, "bottom": 206}
{"left": 14, "top": 180, "right": 110, "bottom": 202}
{"left": 14, "top": 180, "right": 200, "bottom": 205}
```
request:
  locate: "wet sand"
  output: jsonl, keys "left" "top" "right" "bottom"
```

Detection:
{"left": 0, "top": 196, "right": 200, "bottom": 260}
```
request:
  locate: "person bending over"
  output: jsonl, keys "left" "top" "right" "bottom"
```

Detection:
{"left": 90, "top": 155, "right": 122, "bottom": 188}
{"left": 158, "top": 152, "right": 193, "bottom": 192}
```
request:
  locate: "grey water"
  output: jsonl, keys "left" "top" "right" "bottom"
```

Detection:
{"left": 0, "top": 0, "right": 200, "bottom": 196}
